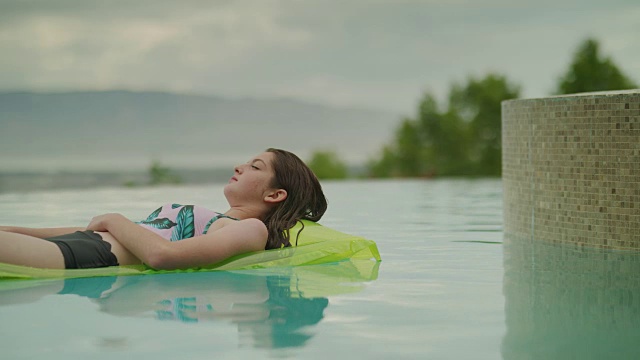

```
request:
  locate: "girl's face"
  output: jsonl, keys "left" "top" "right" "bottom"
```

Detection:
{"left": 224, "top": 152, "right": 278, "bottom": 204}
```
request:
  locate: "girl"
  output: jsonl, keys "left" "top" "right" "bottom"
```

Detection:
{"left": 0, "top": 148, "right": 327, "bottom": 270}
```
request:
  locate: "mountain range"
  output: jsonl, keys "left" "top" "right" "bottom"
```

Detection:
{"left": 0, "top": 90, "right": 401, "bottom": 172}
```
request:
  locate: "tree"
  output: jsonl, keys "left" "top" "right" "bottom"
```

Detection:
{"left": 418, "top": 94, "right": 471, "bottom": 176}
{"left": 394, "top": 118, "right": 424, "bottom": 176}
{"left": 366, "top": 145, "right": 397, "bottom": 178}
{"left": 556, "top": 38, "right": 637, "bottom": 94}
{"left": 449, "top": 74, "right": 520, "bottom": 176}
{"left": 149, "top": 161, "right": 182, "bottom": 185}
{"left": 125, "top": 160, "right": 183, "bottom": 187}
{"left": 367, "top": 73, "right": 519, "bottom": 178}
{"left": 308, "top": 150, "right": 348, "bottom": 179}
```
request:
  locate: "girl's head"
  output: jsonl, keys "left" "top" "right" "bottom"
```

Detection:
{"left": 263, "top": 148, "right": 327, "bottom": 249}
{"left": 225, "top": 148, "right": 327, "bottom": 250}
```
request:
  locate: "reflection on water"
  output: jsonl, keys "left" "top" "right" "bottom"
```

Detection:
{"left": 0, "top": 180, "right": 506, "bottom": 358}
{"left": 0, "top": 260, "right": 379, "bottom": 349}
{"left": 503, "top": 234, "right": 640, "bottom": 359}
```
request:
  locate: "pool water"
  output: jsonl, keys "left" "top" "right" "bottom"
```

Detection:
{"left": 1, "top": 179, "right": 638, "bottom": 359}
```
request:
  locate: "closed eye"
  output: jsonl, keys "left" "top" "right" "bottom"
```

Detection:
{"left": 250, "top": 158, "right": 267, "bottom": 170}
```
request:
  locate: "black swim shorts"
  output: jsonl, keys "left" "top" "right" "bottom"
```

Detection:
{"left": 45, "top": 231, "right": 119, "bottom": 269}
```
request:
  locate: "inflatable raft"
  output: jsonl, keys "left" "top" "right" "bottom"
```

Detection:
{"left": 0, "top": 221, "right": 381, "bottom": 280}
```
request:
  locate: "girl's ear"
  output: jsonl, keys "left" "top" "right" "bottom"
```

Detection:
{"left": 264, "top": 189, "right": 287, "bottom": 204}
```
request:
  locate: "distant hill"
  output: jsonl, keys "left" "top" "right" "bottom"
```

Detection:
{"left": 0, "top": 90, "right": 400, "bottom": 171}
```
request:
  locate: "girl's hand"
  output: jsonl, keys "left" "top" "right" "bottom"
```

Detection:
{"left": 86, "top": 213, "right": 124, "bottom": 232}
{"left": 0, "top": 226, "right": 14, "bottom": 232}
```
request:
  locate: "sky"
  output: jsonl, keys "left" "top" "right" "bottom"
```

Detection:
{"left": 1, "top": 0, "right": 638, "bottom": 115}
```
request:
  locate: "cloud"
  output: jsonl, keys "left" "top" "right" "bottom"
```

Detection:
{"left": 0, "top": 0, "right": 638, "bottom": 112}
{"left": 0, "top": 1, "right": 311, "bottom": 89}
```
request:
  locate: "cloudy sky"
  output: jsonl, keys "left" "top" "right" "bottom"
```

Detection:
{"left": 1, "top": 0, "right": 638, "bottom": 114}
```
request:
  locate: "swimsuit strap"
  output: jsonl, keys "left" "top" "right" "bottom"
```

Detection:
{"left": 202, "top": 214, "right": 239, "bottom": 234}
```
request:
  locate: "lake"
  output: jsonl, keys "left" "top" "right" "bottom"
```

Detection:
{"left": 1, "top": 179, "right": 638, "bottom": 359}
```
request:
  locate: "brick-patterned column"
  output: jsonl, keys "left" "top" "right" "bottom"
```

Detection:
{"left": 502, "top": 90, "right": 640, "bottom": 250}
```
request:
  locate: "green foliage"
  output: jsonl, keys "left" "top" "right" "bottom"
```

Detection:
{"left": 367, "top": 73, "right": 520, "bottom": 178}
{"left": 366, "top": 145, "right": 397, "bottom": 178}
{"left": 418, "top": 94, "right": 473, "bottom": 176}
{"left": 149, "top": 161, "right": 182, "bottom": 185}
{"left": 556, "top": 38, "right": 637, "bottom": 94}
{"left": 308, "top": 150, "right": 348, "bottom": 179}
{"left": 449, "top": 74, "right": 520, "bottom": 175}
{"left": 122, "top": 180, "right": 138, "bottom": 188}
{"left": 367, "top": 38, "right": 636, "bottom": 179}
{"left": 394, "top": 118, "right": 424, "bottom": 176}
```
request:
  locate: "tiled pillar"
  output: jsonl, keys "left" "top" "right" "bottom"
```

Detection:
{"left": 502, "top": 90, "right": 640, "bottom": 250}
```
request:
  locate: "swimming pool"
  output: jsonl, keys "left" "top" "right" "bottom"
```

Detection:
{"left": 1, "top": 179, "right": 637, "bottom": 359}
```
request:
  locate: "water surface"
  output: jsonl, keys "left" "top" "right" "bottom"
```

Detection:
{"left": 2, "top": 179, "right": 635, "bottom": 359}
{"left": 0, "top": 179, "right": 503, "bottom": 359}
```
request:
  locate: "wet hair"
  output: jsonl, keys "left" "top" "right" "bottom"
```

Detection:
{"left": 262, "top": 148, "right": 327, "bottom": 250}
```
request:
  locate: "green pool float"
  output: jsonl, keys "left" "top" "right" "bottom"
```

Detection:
{"left": 0, "top": 221, "right": 381, "bottom": 280}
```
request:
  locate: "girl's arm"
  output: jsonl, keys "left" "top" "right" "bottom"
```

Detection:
{"left": 0, "top": 226, "right": 84, "bottom": 238}
{"left": 87, "top": 214, "right": 267, "bottom": 270}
